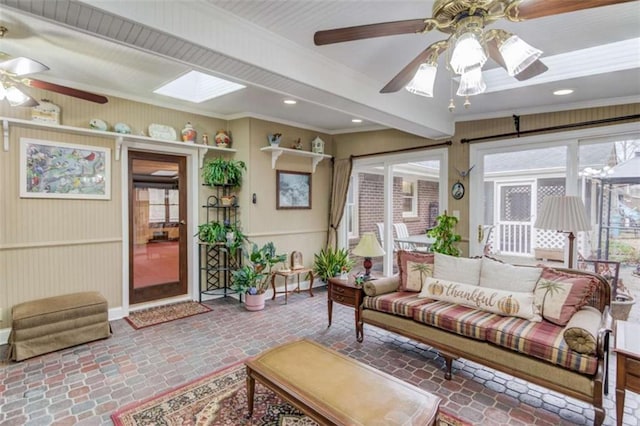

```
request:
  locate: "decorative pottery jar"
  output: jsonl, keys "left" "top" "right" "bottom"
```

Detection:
{"left": 215, "top": 130, "right": 230, "bottom": 147}
{"left": 202, "top": 133, "right": 209, "bottom": 145}
{"left": 181, "top": 122, "right": 197, "bottom": 143}
{"left": 267, "top": 133, "right": 282, "bottom": 146}
{"left": 31, "top": 99, "right": 61, "bottom": 125}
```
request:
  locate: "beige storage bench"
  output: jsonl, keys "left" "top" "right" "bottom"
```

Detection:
{"left": 8, "top": 291, "right": 111, "bottom": 361}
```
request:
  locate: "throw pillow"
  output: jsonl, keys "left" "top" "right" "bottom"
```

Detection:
{"left": 479, "top": 256, "right": 543, "bottom": 292}
{"left": 563, "top": 306, "right": 601, "bottom": 355}
{"left": 433, "top": 252, "right": 482, "bottom": 285}
{"left": 419, "top": 276, "right": 541, "bottom": 321}
{"left": 397, "top": 251, "right": 434, "bottom": 292}
{"left": 534, "top": 267, "right": 598, "bottom": 326}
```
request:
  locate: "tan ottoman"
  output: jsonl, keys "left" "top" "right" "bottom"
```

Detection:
{"left": 8, "top": 291, "right": 111, "bottom": 361}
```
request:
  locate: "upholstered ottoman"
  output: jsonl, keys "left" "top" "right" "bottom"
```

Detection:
{"left": 8, "top": 291, "right": 111, "bottom": 361}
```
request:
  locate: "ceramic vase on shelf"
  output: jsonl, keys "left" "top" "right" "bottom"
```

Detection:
{"left": 215, "top": 130, "right": 230, "bottom": 147}
{"left": 267, "top": 133, "right": 282, "bottom": 147}
{"left": 181, "top": 122, "right": 197, "bottom": 143}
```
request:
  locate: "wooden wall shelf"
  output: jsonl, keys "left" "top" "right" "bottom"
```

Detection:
{"left": 1, "top": 117, "right": 236, "bottom": 168}
{"left": 260, "top": 146, "right": 331, "bottom": 173}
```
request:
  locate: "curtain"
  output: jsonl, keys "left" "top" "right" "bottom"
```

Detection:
{"left": 327, "top": 157, "right": 353, "bottom": 249}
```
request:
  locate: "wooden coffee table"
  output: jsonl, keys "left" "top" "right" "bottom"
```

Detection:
{"left": 245, "top": 339, "right": 441, "bottom": 425}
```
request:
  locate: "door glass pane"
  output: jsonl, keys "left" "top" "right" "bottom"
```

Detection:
{"left": 132, "top": 159, "right": 180, "bottom": 289}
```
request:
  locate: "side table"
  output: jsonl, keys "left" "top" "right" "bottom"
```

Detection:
{"left": 271, "top": 268, "right": 314, "bottom": 304}
{"left": 615, "top": 320, "right": 640, "bottom": 426}
{"left": 327, "top": 276, "right": 364, "bottom": 342}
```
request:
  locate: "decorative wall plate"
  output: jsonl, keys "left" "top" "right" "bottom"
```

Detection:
{"left": 114, "top": 122, "right": 131, "bottom": 134}
{"left": 451, "top": 181, "right": 465, "bottom": 200}
{"left": 89, "top": 118, "right": 108, "bottom": 131}
{"left": 148, "top": 124, "right": 177, "bottom": 141}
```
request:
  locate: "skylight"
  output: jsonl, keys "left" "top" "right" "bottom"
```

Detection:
{"left": 154, "top": 70, "right": 245, "bottom": 103}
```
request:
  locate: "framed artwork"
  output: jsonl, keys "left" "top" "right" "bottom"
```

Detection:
{"left": 19, "top": 138, "right": 111, "bottom": 200}
{"left": 276, "top": 170, "right": 311, "bottom": 209}
{"left": 451, "top": 181, "right": 465, "bottom": 200}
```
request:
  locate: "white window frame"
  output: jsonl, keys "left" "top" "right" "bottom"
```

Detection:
{"left": 401, "top": 177, "right": 418, "bottom": 218}
{"left": 346, "top": 174, "right": 359, "bottom": 240}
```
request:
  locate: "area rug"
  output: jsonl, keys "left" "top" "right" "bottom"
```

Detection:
{"left": 111, "top": 363, "right": 470, "bottom": 425}
{"left": 125, "top": 301, "right": 212, "bottom": 329}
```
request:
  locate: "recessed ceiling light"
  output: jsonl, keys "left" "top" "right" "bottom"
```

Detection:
{"left": 553, "top": 89, "right": 574, "bottom": 96}
{"left": 283, "top": 99, "right": 297, "bottom": 105}
{"left": 154, "top": 70, "right": 245, "bottom": 103}
{"left": 352, "top": 119, "right": 363, "bottom": 123}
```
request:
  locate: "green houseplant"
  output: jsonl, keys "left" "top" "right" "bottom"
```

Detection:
{"left": 202, "top": 157, "right": 247, "bottom": 187}
{"left": 231, "top": 242, "right": 287, "bottom": 310}
{"left": 427, "top": 211, "right": 462, "bottom": 256}
{"left": 313, "top": 247, "right": 355, "bottom": 282}
{"left": 196, "top": 221, "right": 245, "bottom": 256}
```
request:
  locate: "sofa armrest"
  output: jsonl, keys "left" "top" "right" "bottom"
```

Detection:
{"left": 363, "top": 276, "right": 400, "bottom": 297}
{"left": 597, "top": 306, "right": 613, "bottom": 358}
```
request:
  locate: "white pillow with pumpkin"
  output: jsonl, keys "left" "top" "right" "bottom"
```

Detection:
{"left": 419, "top": 276, "right": 541, "bottom": 321}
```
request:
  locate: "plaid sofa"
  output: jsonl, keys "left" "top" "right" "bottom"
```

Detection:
{"left": 360, "top": 267, "right": 612, "bottom": 426}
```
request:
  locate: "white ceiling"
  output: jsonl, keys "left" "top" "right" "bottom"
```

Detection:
{"left": 1, "top": 0, "right": 639, "bottom": 140}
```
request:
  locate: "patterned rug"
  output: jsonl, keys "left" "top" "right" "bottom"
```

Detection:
{"left": 125, "top": 301, "right": 212, "bottom": 329}
{"left": 111, "top": 363, "right": 470, "bottom": 425}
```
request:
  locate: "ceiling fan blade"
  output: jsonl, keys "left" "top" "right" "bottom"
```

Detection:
{"left": 510, "top": 0, "right": 635, "bottom": 20}
{"left": 0, "top": 56, "right": 49, "bottom": 76}
{"left": 26, "top": 79, "right": 108, "bottom": 104}
{"left": 486, "top": 37, "right": 548, "bottom": 81}
{"left": 314, "top": 19, "right": 429, "bottom": 45}
{"left": 380, "top": 41, "right": 447, "bottom": 94}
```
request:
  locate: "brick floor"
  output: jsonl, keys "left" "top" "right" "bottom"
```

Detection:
{"left": 1, "top": 287, "right": 639, "bottom": 425}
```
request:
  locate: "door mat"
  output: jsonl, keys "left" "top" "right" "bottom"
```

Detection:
{"left": 125, "top": 301, "right": 212, "bottom": 329}
{"left": 112, "top": 362, "right": 471, "bottom": 425}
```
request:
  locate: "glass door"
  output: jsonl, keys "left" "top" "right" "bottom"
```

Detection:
{"left": 129, "top": 151, "right": 187, "bottom": 304}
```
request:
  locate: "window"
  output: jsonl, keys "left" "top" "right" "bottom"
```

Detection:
{"left": 402, "top": 179, "right": 417, "bottom": 218}
{"left": 346, "top": 175, "right": 358, "bottom": 239}
{"left": 148, "top": 188, "right": 179, "bottom": 223}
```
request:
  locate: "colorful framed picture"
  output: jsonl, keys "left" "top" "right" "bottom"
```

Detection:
{"left": 19, "top": 138, "right": 111, "bottom": 200}
{"left": 276, "top": 170, "right": 311, "bottom": 209}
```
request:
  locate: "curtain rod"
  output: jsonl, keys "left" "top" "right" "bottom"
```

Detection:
{"left": 460, "top": 114, "right": 640, "bottom": 144}
{"left": 350, "top": 140, "right": 452, "bottom": 159}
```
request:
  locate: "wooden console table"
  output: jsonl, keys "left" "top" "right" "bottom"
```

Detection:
{"left": 271, "top": 268, "right": 314, "bottom": 304}
{"left": 327, "top": 276, "right": 364, "bottom": 342}
{"left": 615, "top": 320, "right": 640, "bottom": 426}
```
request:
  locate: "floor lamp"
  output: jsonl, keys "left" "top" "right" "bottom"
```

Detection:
{"left": 534, "top": 196, "right": 591, "bottom": 268}
{"left": 352, "top": 232, "right": 385, "bottom": 280}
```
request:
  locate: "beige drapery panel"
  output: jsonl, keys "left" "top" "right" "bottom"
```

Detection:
{"left": 327, "top": 157, "right": 353, "bottom": 249}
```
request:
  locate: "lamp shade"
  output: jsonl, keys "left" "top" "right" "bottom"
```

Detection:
{"left": 456, "top": 66, "right": 486, "bottom": 96}
{"left": 405, "top": 63, "right": 437, "bottom": 97}
{"left": 534, "top": 196, "right": 591, "bottom": 232}
{"left": 352, "top": 232, "right": 385, "bottom": 257}
{"left": 498, "top": 35, "right": 542, "bottom": 77}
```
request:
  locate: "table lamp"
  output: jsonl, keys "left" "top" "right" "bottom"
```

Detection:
{"left": 534, "top": 196, "right": 590, "bottom": 268}
{"left": 352, "top": 232, "right": 386, "bottom": 280}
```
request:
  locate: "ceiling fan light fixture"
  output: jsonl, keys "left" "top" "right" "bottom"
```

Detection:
{"left": 450, "top": 17, "right": 487, "bottom": 75}
{"left": 0, "top": 57, "right": 50, "bottom": 76}
{"left": 5, "top": 84, "right": 33, "bottom": 106}
{"left": 498, "top": 35, "right": 542, "bottom": 76}
{"left": 405, "top": 62, "right": 437, "bottom": 97}
{"left": 456, "top": 66, "right": 486, "bottom": 97}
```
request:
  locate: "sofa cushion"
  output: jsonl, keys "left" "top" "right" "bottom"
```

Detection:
{"left": 419, "top": 277, "right": 542, "bottom": 321}
{"left": 363, "top": 292, "right": 434, "bottom": 318}
{"left": 534, "top": 267, "right": 598, "bottom": 326}
{"left": 479, "top": 256, "right": 542, "bottom": 292}
{"left": 563, "top": 306, "right": 601, "bottom": 355}
{"left": 486, "top": 316, "right": 598, "bottom": 375}
{"left": 413, "top": 300, "right": 503, "bottom": 341}
{"left": 397, "top": 250, "right": 434, "bottom": 292}
{"left": 433, "top": 253, "right": 481, "bottom": 285}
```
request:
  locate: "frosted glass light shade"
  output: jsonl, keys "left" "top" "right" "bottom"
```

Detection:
{"left": 499, "top": 35, "right": 542, "bottom": 76}
{"left": 456, "top": 66, "right": 486, "bottom": 96}
{"left": 450, "top": 31, "right": 487, "bottom": 75}
{"left": 534, "top": 196, "right": 591, "bottom": 232}
{"left": 405, "top": 63, "right": 437, "bottom": 97}
{"left": 352, "top": 232, "right": 385, "bottom": 257}
{"left": 0, "top": 82, "right": 6, "bottom": 101}
{"left": 5, "top": 85, "right": 31, "bottom": 106}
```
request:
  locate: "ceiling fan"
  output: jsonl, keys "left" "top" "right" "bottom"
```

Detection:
{"left": 0, "top": 26, "right": 108, "bottom": 107}
{"left": 314, "top": 0, "right": 633, "bottom": 107}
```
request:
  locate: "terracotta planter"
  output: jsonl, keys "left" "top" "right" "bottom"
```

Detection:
{"left": 244, "top": 293, "right": 266, "bottom": 311}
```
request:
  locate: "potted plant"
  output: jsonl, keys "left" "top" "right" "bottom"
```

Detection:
{"left": 202, "top": 157, "right": 247, "bottom": 187}
{"left": 427, "top": 211, "right": 462, "bottom": 256}
{"left": 313, "top": 247, "right": 354, "bottom": 282}
{"left": 231, "top": 242, "right": 287, "bottom": 310}
{"left": 196, "top": 221, "right": 246, "bottom": 257}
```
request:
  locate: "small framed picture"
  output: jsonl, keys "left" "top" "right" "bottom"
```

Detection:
{"left": 276, "top": 170, "right": 311, "bottom": 209}
{"left": 451, "top": 181, "right": 465, "bottom": 200}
